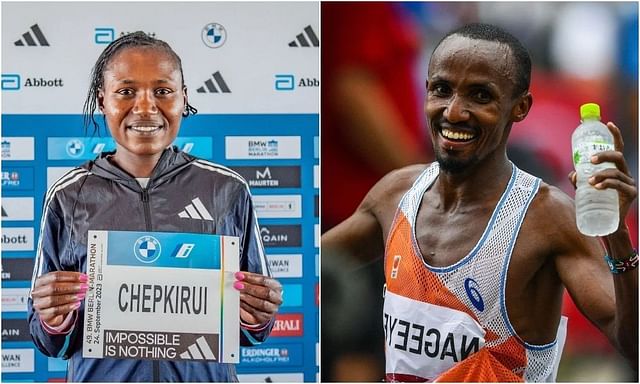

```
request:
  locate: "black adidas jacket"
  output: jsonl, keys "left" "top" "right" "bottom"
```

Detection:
{"left": 28, "top": 147, "right": 274, "bottom": 382}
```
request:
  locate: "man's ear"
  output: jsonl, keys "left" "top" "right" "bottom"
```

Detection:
{"left": 512, "top": 92, "right": 533, "bottom": 122}
{"left": 97, "top": 89, "right": 105, "bottom": 112}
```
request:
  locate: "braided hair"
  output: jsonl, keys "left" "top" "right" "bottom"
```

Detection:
{"left": 82, "top": 31, "right": 198, "bottom": 135}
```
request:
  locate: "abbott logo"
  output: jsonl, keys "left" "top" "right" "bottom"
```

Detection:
{"left": 95, "top": 27, "right": 115, "bottom": 44}
{"left": 197, "top": 71, "right": 230, "bottom": 93}
{"left": 2, "top": 74, "right": 21, "bottom": 91}
{"left": 2, "top": 228, "right": 34, "bottom": 251}
{"left": 14, "top": 24, "right": 49, "bottom": 46}
{"left": 275, "top": 74, "right": 294, "bottom": 91}
{"left": 288, "top": 25, "right": 319, "bottom": 47}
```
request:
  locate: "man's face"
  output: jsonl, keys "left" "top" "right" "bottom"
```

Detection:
{"left": 99, "top": 47, "right": 186, "bottom": 159}
{"left": 425, "top": 35, "right": 526, "bottom": 173}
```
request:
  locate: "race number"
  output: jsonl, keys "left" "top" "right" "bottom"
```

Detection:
{"left": 82, "top": 230, "right": 239, "bottom": 363}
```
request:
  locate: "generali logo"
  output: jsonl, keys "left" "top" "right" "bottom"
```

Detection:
{"left": 271, "top": 313, "right": 303, "bottom": 337}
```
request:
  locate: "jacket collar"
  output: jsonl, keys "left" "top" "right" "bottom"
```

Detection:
{"left": 84, "top": 146, "right": 194, "bottom": 190}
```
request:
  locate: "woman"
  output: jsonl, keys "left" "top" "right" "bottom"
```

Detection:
{"left": 28, "top": 32, "right": 282, "bottom": 382}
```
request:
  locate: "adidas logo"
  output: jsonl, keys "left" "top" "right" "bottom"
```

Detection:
{"left": 14, "top": 24, "right": 49, "bottom": 47}
{"left": 178, "top": 197, "right": 214, "bottom": 221}
{"left": 196, "top": 71, "right": 230, "bottom": 93}
{"left": 288, "top": 25, "right": 318, "bottom": 47}
{"left": 180, "top": 336, "right": 217, "bottom": 360}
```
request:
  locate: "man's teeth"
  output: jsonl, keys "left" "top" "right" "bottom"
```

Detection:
{"left": 441, "top": 128, "right": 474, "bottom": 141}
{"left": 131, "top": 126, "right": 160, "bottom": 132}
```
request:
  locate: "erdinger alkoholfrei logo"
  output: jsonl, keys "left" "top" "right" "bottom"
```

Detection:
{"left": 134, "top": 236, "right": 161, "bottom": 263}
{"left": 464, "top": 277, "right": 485, "bottom": 312}
{"left": 202, "top": 23, "right": 227, "bottom": 48}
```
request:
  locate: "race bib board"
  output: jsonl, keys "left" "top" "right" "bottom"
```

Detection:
{"left": 82, "top": 230, "right": 240, "bottom": 363}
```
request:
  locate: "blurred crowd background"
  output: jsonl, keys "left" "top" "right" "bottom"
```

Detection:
{"left": 321, "top": 2, "right": 638, "bottom": 382}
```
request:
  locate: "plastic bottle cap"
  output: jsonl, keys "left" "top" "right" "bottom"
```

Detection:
{"left": 580, "top": 103, "right": 601, "bottom": 120}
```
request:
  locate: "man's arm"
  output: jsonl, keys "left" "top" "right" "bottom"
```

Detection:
{"left": 322, "top": 164, "right": 427, "bottom": 262}
{"left": 555, "top": 121, "right": 637, "bottom": 368}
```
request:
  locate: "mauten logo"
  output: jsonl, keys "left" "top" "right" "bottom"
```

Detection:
{"left": 271, "top": 314, "right": 303, "bottom": 337}
{"left": 2, "top": 349, "right": 35, "bottom": 372}
{"left": 2, "top": 319, "right": 31, "bottom": 342}
{"left": 232, "top": 166, "right": 301, "bottom": 188}
{"left": 260, "top": 225, "right": 302, "bottom": 247}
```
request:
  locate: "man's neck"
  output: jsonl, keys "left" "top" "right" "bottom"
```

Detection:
{"left": 434, "top": 155, "right": 513, "bottom": 211}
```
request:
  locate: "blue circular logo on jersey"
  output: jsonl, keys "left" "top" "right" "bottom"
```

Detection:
{"left": 464, "top": 278, "right": 485, "bottom": 312}
{"left": 134, "top": 236, "right": 161, "bottom": 263}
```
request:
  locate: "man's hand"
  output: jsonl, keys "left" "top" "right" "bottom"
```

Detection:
{"left": 568, "top": 121, "right": 637, "bottom": 227}
{"left": 234, "top": 271, "right": 283, "bottom": 326}
{"left": 31, "top": 271, "right": 88, "bottom": 327}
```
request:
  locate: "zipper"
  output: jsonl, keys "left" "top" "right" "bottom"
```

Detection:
{"left": 141, "top": 188, "right": 157, "bottom": 381}
{"left": 141, "top": 189, "right": 152, "bottom": 231}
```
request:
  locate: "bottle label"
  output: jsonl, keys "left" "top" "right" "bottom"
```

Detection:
{"left": 573, "top": 137, "right": 614, "bottom": 166}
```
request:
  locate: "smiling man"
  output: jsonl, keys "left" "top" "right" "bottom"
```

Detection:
{"left": 322, "top": 23, "right": 637, "bottom": 382}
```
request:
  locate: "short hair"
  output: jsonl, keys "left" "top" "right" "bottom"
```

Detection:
{"left": 82, "top": 31, "right": 197, "bottom": 135}
{"left": 433, "top": 23, "right": 532, "bottom": 96}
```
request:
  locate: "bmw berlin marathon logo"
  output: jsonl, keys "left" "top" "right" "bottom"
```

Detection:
{"left": 134, "top": 236, "right": 161, "bottom": 263}
{"left": 202, "top": 23, "right": 226, "bottom": 48}
{"left": 66, "top": 139, "right": 84, "bottom": 158}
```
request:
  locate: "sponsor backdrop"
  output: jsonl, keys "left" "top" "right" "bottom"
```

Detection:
{"left": 1, "top": 2, "right": 319, "bottom": 382}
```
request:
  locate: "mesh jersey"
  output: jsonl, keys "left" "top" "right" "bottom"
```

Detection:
{"left": 383, "top": 163, "right": 567, "bottom": 382}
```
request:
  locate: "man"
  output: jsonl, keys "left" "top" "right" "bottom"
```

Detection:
{"left": 322, "top": 23, "right": 637, "bottom": 382}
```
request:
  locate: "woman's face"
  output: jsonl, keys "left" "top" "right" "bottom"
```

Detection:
{"left": 98, "top": 46, "right": 186, "bottom": 159}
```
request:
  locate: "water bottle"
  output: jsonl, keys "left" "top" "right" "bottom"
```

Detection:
{"left": 571, "top": 103, "right": 619, "bottom": 236}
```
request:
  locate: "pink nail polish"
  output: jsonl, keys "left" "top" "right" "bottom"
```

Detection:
{"left": 72, "top": 302, "right": 82, "bottom": 310}
{"left": 77, "top": 293, "right": 86, "bottom": 300}
{"left": 80, "top": 283, "right": 89, "bottom": 291}
{"left": 233, "top": 281, "right": 245, "bottom": 290}
{"left": 79, "top": 274, "right": 88, "bottom": 282}
{"left": 235, "top": 272, "right": 245, "bottom": 280}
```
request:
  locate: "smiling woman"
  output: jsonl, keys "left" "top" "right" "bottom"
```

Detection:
{"left": 28, "top": 32, "right": 283, "bottom": 382}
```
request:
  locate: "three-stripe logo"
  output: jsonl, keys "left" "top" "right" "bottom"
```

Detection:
{"left": 196, "top": 71, "right": 231, "bottom": 93}
{"left": 14, "top": 24, "right": 49, "bottom": 47}
{"left": 179, "top": 336, "right": 217, "bottom": 360}
{"left": 288, "top": 25, "right": 318, "bottom": 47}
{"left": 178, "top": 197, "right": 214, "bottom": 221}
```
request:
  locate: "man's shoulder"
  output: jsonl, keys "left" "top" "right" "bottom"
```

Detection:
{"left": 369, "top": 163, "right": 430, "bottom": 198}
{"left": 361, "top": 163, "right": 431, "bottom": 214}
{"left": 527, "top": 181, "right": 577, "bottom": 233}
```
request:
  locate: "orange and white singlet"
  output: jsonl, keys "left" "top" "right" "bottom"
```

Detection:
{"left": 383, "top": 163, "right": 567, "bottom": 382}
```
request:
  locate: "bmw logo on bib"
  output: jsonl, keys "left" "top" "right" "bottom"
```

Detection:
{"left": 134, "top": 236, "right": 162, "bottom": 263}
